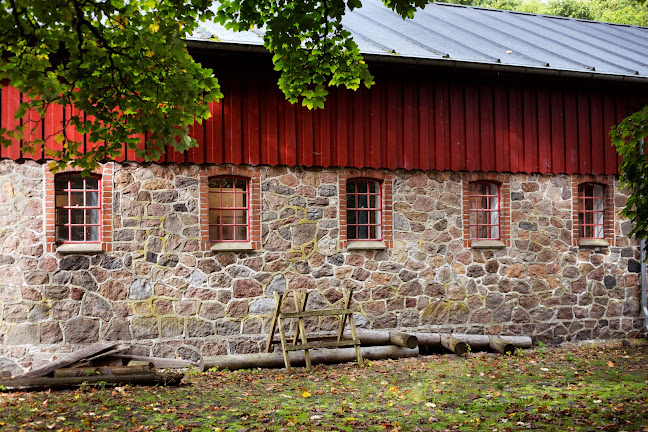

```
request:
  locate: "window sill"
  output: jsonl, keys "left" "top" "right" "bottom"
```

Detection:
{"left": 347, "top": 241, "right": 387, "bottom": 251}
{"left": 56, "top": 243, "right": 104, "bottom": 254}
{"left": 210, "top": 242, "right": 254, "bottom": 252}
{"left": 579, "top": 239, "right": 609, "bottom": 247}
{"left": 471, "top": 240, "right": 506, "bottom": 249}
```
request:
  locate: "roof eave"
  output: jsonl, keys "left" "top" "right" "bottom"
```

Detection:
{"left": 185, "top": 39, "right": 648, "bottom": 84}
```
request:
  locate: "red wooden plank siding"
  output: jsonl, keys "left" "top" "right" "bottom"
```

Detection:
{"left": 418, "top": 78, "right": 432, "bottom": 171}
{"left": 537, "top": 87, "right": 551, "bottom": 174}
{"left": 578, "top": 87, "right": 592, "bottom": 174}
{"left": 494, "top": 84, "right": 509, "bottom": 173}
{"left": 564, "top": 90, "right": 579, "bottom": 173}
{"left": 22, "top": 96, "right": 43, "bottom": 160}
{"left": 603, "top": 93, "right": 617, "bottom": 175}
{"left": 479, "top": 84, "right": 494, "bottom": 173}
{"left": 590, "top": 90, "right": 605, "bottom": 175}
{"left": 550, "top": 87, "right": 566, "bottom": 174}
{"left": 1, "top": 85, "right": 22, "bottom": 159}
{"left": 508, "top": 84, "right": 523, "bottom": 174}
{"left": 2, "top": 58, "right": 648, "bottom": 177}
{"left": 450, "top": 80, "right": 465, "bottom": 172}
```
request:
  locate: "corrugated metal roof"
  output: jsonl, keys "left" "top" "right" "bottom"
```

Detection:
{"left": 189, "top": 1, "right": 648, "bottom": 80}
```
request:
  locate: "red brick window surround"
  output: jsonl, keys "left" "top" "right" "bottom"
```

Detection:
{"left": 55, "top": 173, "right": 101, "bottom": 243}
{"left": 45, "top": 163, "right": 114, "bottom": 253}
{"left": 463, "top": 172, "right": 510, "bottom": 248}
{"left": 339, "top": 170, "right": 393, "bottom": 250}
{"left": 572, "top": 176, "right": 614, "bottom": 246}
{"left": 208, "top": 176, "right": 250, "bottom": 242}
{"left": 200, "top": 165, "right": 261, "bottom": 251}
{"left": 468, "top": 181, "right": 501, "bottom": 241}
{"left": 346, "top": 178, "right": 382, "bottom": 241}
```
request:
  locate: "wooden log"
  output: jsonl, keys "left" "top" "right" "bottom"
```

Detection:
{"left": 440, "top": 334, "right": 469, "bottom": 356}
{"left": 413, "top": 332, "right": 441, "bottom": 346}
{"left": 408, "top": 333, "right": 532, "bottom": 350}
{"left": 114, "top": 355, "right": 202, "bottom": 371}
{"left": 14, "top": 342, "right": 121, "bottom": 379}
{"left": 204, "top": 345, "right": 419, "bottom": 371}
{"left": 340, "top": 330, "right": 418, "bottom": 348}
{"left": 489, "top": 336, "right": 516, "bottom": 355}
{"left": 0, "top": 372, "right": 184, "bottom": 391}
{"left": 53, "top": 364, "right": 154, "bottom": 378}
{"left": 389, "top": 332, "right": 418, "bottom": 349}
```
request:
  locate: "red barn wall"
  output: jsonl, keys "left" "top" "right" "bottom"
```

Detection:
{"left": 2, "top": 51, "right": 647, "bottom": 175}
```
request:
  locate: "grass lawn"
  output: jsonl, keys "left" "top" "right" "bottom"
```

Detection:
{"left": 1, "top": 341, "right": 647, "bottom": 431}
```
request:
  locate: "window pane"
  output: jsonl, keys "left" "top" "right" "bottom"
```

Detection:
{"left": 56, "top": 226, "right": 69, "bottom": 242}
{"left": 369, "top": 181, "right": 379, "bottom": 194}
{"left": 221, "top": 226, "right": 234, "bottom": 240}
{"left": 235, "top": 210, "right": 247, "bottom": 225}
{"left": 210, "top": 225, "right": 220, "bottom": 241}
{"left": 489, "top": 196, "right": 498, "bottom": 210}
{"left": 469, "top": 226, "right": 477, "bottom": 240}
{"left": 208, "top": 190, "right": 221, "bottom": 208}
{"left": 55, "top": 176, "right": 68, "bottom": 191}
{"left": 236, "top": 226, "right": 248, "bottom": 241}
{"left": 208, "top": 178, "right": 221, "bottom": 189}
{"left": 369, "top": 225, "right": 381, "bottom": 239}
{"left": 490, "top": 226, "right": 500, "bottom": 239}
{"left": 235, "top": 178, "right": 247, "bottom": 191}
{"left": 86, "top": 226, "right": 99, "bottom": 242}
{"left": 87, "top": 209, "right": 99, "bottom": 224}
{"left": 347, "top": 194, "right": 355, "bottom": 209}
{"left": 369, "top": 194, "right": 379, "bottom": 209}
{"left": 220, "top": 210, "right": 235, "bottom": 226}
{"left": 357, "top": 181, "right": 367, "bottom": 194}
{"left": 71, "top": 226, "right": 85, "bottom": 241}
{"left": 487, "top": 183, "right": 498, "bottom": 195}
{"left": 86, "top": 176, "right": 99, "bottom": 190}
{"left": 221, "top": 192, "right": 235, "bottom": 208}
{"left": 71, "top": 209, "right": 84, "bottom": 224}
{"left": 55, "top": 193, "right": 68, "bottom": 208}
{"left": 86, "top": 191, "right": 99, "bottom": 207}
{"left": 221, "top": 177, "right": 234, "bottom": 190}
{"left": 70, "top": 192, "right": 84, "bottom": 206}
{"left": 358, "top": 225, "right": 369, "bottom": 239}
{"left": 357, "top": 194, "right": 368, "bottom": 209}
{"left": 70, "top": 176, "right": 84, "bottom": 189}
{"left": 348, "top": 210, "right": 356, "bottom": 225}
{"left": 358, "top": 209, "right": 369, "bottom": 225}
{"left": 56, "top": 209, "right": 68, "bottom": 225}
{"left": 347, "top": 181, "right": 355, "bottom": 194}
{"left": 348, "top": 225, "right": 357, "bottom": 240}
{"left": 209, "top": 209, "right": 220, "bottom": 224}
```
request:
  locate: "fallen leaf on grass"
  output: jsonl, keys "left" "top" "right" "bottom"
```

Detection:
{"left": 301, "top": 391, "right": 312, "bottom": 398}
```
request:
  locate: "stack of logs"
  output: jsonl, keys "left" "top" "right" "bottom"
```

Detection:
{"left": 204, "top": 331, "right": 533, "bottom": 370}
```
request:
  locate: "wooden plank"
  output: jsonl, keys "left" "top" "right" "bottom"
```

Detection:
{"left": 550, "top": 87, "right": 566, "bottom": 174}
{"left": 283, "top": 340, "right": 360, "bottom": 351}
{"left": 265, "top": 292, "right": 283, "bottom": 353}
{"left": 113, "top": 354, "right": 200, "bottom": 370}
{"left": 603, "top": 92, "right": 618, "bottom": 175}
{"left": 537, "top": 86, "right": 551, "bottom": 174}
{"left": 280, "top": 308, "right": 354, "bottom": 319}
{"left": 0, "top": 372, "right": 183, "bottom": 391}
{"left": 479, "top": 83, "right": 495, "bottom": 172}
{"left": 523, "top": 87, "right": 538, "bottom": 173}
{"left": 14, "top": 342, "right": 120, "bottom": 379}
{"left": 578, "top": 86, "right": 591, "bottom": 174}
{"left": 494, "top": 84, "right": 509, "bottom": 173}
{"left": 590, "top": 90, "right": 605, "bottom": 175}
{"left": 564, "top": 89, "right": 579, "bottom": 174}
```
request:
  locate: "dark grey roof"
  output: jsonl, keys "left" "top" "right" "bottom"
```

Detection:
{"left": 189, "top": 1, "right": 648, "bottom": 81}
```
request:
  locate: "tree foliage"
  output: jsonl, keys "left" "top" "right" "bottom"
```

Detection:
{"left": 0, "top": 0, "right": 222, "bottom": 171}
{"left": 446, "top": 0, "right": 648, "bottom": 26}
{"left": 611, "top": 107, "right": 648, "bottom": 242}
{"left": 0, "top": 0, "right": 424, "bottom": 171}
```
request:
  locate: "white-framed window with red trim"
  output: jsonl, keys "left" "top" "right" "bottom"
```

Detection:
{"left": 208, "top": 176, "right": 249, "bottom": 242}
{"left": 346, "top": 178, "right": 382, "bottom": 241}
{"left": 54, "top": 173, "right": 102, "bottom": 243}
{"left": 578, "top": 182, "right": 605, "bottom": 239}
{"left": 468, "top": 181, "right": 500, "bottom": 240}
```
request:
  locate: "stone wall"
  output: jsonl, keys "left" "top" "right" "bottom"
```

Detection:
{"left": 0, "top": 159, "right": 644, "bottom": 372}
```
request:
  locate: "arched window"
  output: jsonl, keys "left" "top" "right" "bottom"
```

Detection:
{"left": 208, "top": 176, "right": 249, "bottom": 242}
{"left": 578, "top": 183, "right": 605, "bottom": 239}
{"left": 468, "top": 181, "right": 500, "bottom": 240}
{"left": 346, "top": 179, "right": 382, "bottom": 241}
{"left": 55, "top": 173, "right": 101, "bottom": 243}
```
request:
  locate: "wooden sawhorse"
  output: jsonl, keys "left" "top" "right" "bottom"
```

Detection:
{"left": 265, "top": 289, "right": 363, "bottom": 373}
